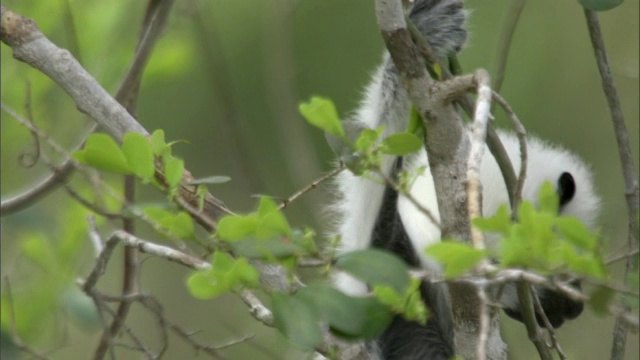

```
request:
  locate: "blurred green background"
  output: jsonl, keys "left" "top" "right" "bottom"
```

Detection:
{"left": 1, "top": 0, "right": 638, "bottom": 359}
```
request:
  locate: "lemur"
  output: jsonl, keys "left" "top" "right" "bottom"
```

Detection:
{"left": 331, "top": 0, "right": 600, "bottom": 359}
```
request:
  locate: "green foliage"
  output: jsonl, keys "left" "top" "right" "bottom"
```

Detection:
{"left": 189, "top": 176, "right": 232, "bottom": 185}
{"left": 272, "top": 283, "right": 394, "bottom": 349}
{"left": 425, "top": 242, "right": 486, "bottom": 279}
{"left": 299, "top": 96, "right": 345, "bottom": 138}
{"left": 579, "top": 0, "right": 623, "bottom": 11}
{"left": 187, "top": 252, "right": 259, "bottom": 299}
{"left": 472, "top": 182, "right": 606, "bottom": 279}
{"left": 1, "top": 203, "right": 100, "bottom": 339}
{"left": 336, "top": 249, "right": 410, "bottom": 294}
{"left": 218, "top": 198, "right": 292, "bottom": 241}
{"left": 151, "top": 129, "right": 171, "bottom": 159}
{"left": 143, "top": 207, "right": 195, "bottom": 240}
{"left": 407, "top": 106, "right": 426, "bottom": 141}
{"left": 61, "top": 287, "right": 101, "bottom": 329}
{"left": 216, "top": 198, "right": 315, "bottom": 261}
{"left": 299, "top": 96, "right": 423, "bottom": 178}
{"left": 74, "top": 130, "right": 191, "bottom": 196}
{"left": 373, "top": 278, "right": 428, "bottom": 324}
{"left": 297, "top": 284, "right": 393, "bottom": 340}
{"left": 380, "top": 133, "right": 423, "bottom": 156}
{"left": 74, "top": 133, "right": 133, "bottom": 174}
{"left": 122, "top": 132, "right": 155, "bottom": 182}
{"left": 271, "top": 291, "right": 323, "bottom": 349}
{"left": 164, "top": 157, "right": 184, "bottom": 189}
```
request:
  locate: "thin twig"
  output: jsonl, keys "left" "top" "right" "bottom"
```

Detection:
{"left": 377, "top": 168, "right": 441, "bottom": 229}
{"left": 20, "top": 81, "right": 40, "bottom": 168}
{"left": 516, "top": 282, "right": 552, "bottom": 360}
{"left": 491, "top": 90, "right": 527, "bottom": 215}
{"left": 605, "top": 248, "right": 640, "bottom": 265}
{"left": 530, "top": 285, "right": 567, "bottom": 360}
{"left": 64, "top": 184, "right": 126, "bottom": 219}
{"left": 476, "top": 285, "right": 490, "bottom": 360}
{"left": 583, "top": 9, "right": 639, "bottom": 360}
{"left": 278, "top": 163, "right": 346, "bottom": 210}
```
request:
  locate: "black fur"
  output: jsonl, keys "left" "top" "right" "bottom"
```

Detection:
{"left": 371, "top": 158, "right": 455, "bottom": 360}
{"left": 558, "top": 172, "right": 576, "bottom": 208}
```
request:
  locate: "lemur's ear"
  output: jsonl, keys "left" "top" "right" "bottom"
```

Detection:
{"left": 557, "top": 172, "right": 576, "bottom": 207}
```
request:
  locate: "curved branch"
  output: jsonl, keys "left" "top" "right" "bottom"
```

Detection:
{"left": 0, "top": 5, "right": 229, "bottom": 227}
{"left": 0, "top": 6, "right": 147, "bottom": 141}
{"left": 0, "top": 157, "right": 74, "bottom": 216}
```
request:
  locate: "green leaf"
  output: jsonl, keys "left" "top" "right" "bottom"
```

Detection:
{"left": 299, "top": 97, "right": 345, "bottom": 138}
{"left": 272, "top": 292, "right": 323, "bottom": 349}
{"left": 230, "top": 237, "right": 306, "bottom": 259}
{"left": 143, "top": 207, "right": 194, "bottom": 239}
{"left": 355, "top": 128, "right": 382, "bottom": 151}
{"left": 256, "top": 197, "right": 292, "bottom": 239}
{"left": 325, "top": 121, "right": 366, "bottom": 157}
{"left": 143, "top": 206, "right": 173, "bottom": 224}
{"left": 588, "top": 286, "right": 615, "bottom": 315}
{"left": 297, "top": 284, "right": 370, "bottom": 338}
{"left": 122, "top": 132, "right": 155, "bottom": 181}
{"left": 60, "top": 287, "right": 100, "bottom": 329}
{"left": 425, "top": 242, "right": 486, "bottom": 278}
{"left": 472, "top": 205, "right": 511, "bottom": 235}
{"left": 373, "top": 285, "right": 403, "bottom": 309}
{"left": 189, "top": 176, "right": 231, "bottom": 185}
{"left": 21, "top": 233, "right": 58, "bottom": 271}
{"left": 407, "top": 106, "right": 426, "bottom": 141}
{"left": 555, "top": 217, "right": 599, "bottom": 251}
{"left": 217, "top": 215, "right": 260, "bottom": 241}
{"left": 196, "top": 185, "right": 208, "bottom": 211}
{"left": 73, "top": 133, "right": 132, "bottom": 174}
{"left": 336, "top": 249, "right": 410, "bottom": 294}
{"left": 380, "top": 133, "right": 422, "bottom": 155}
{"left": 167, "top": 211, "right": 195, "bottom": 239}
{"left": 150, "top": 129, "right": 165, "bottom": 153}
{"left": 579, "top": 0, "right": 623, "bottom": 11}
{"left": 164, "top": 157, "right": 184, "bottom": 188}
{"left": 296, "top": 283, "right": 393, "bottom": 340}
{"left": 538, "top": 181, "right": 559, "bottom": 215}
{"left": 186, "top": 253, "right": 259, "bottom": 299}
{"left": 374, "top": 278, "right": 428, "bottom": 324}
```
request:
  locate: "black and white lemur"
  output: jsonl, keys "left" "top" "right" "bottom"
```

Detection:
{"left": 332, "top": 0, "right": 600, "bottom": 359}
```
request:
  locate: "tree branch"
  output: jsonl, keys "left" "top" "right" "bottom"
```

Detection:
{"left": 583, "top": 9, "right": 640, "bottom": 360}
{"left": 373, "top": 1, "right": 505, "bottom": 358}
{"left": 0, "top": 4, "right": 229, "bottom": 228}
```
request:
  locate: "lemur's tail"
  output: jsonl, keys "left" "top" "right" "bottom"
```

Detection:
{"left": 409, "top": 0, "right": 467, "bottom": 58}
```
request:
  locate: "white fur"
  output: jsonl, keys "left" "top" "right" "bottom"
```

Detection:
{"left": 333, "top": 80, "right": 600, "bottom": 297}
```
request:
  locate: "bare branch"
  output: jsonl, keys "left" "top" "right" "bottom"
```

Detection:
{"left": 531, "top": 286, "right": 567, "bottom": 360}
{"left": 476, "top": 285, "right": 490, "bottom": 360}
{"left": 467, "top": 69, "right": 492, "bottom": 251}
{"left": 0, "top": 6, "right": 147, "bottom": 141}
{"left": 490, "top": 91, "right": 527, "bottom": 214}
{"left": 583, "top": 9, "right": 640, "bottom": 360}
{"left": 516, "top": 282, "right": 552, "bottom": 360}
{"left": 278, "top": 164, "right": 346, "bottom": 210}
{"left": 377, "top": 168, "right": 441, "bottom": 230}
{"left": 0, "top": 4, "right": 230, "bottom": 229}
